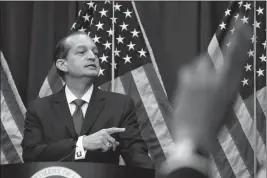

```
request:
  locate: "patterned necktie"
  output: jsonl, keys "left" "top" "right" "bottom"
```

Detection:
{"left": 72, "top": 99, "right": 86, "bottom": 135}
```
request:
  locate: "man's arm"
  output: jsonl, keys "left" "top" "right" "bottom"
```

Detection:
{"left": 160, "top": 141, "right": 209, "bottom": 178}
{"left": 160, "top": 18, "right": 251, "bottom": 178}
{"left": 118, "top": 97, "right": 154, "bottom": 169}
{"left": 21, "top": 102, "right": 77, "bottom": 162}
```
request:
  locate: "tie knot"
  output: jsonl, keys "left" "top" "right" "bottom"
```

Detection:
{"left": 72, "top": 99, "right": 86, "bottom": 108}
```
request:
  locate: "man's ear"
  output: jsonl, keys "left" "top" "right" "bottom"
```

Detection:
{"left": 56, "top": 59, "right": 68, "bottom": 72}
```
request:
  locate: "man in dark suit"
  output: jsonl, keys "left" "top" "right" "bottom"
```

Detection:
{"left": 21, "top": 31, "right": 153, "bottom": 169}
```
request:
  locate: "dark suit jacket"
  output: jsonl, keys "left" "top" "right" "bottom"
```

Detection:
{"left": 21, "top": 87, "right": 153, "bottom": 169}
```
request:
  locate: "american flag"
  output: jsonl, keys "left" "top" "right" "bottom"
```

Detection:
{"left": 2, "top": 1, "right": 266, "bottom": 177}
{"left": 0, "top": 51, "right": 26, "bottom": 164}
{"left": 38, "top": 1, "right": 174, "bottom": 167}
{"left": 208, "top": 1, "right": 266, "bottom": 178}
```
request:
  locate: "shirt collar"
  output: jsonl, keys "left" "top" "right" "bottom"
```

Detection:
{"left": 65, "top": 84, "right": 94, "bottom": 104}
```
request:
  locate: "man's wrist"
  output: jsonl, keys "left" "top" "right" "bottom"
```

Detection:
{"left": 81, "top": 135, "right": 86, "bottom": 150}
{"left": 75, "top": 135, "right": 87, "bottom": 160}
{"left": 161, "top": 139, "right": 209, "bottom": 177}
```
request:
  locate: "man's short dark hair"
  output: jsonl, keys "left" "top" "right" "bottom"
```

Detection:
{"left": 54, "top": 31, "right": 88, "bottom": 78}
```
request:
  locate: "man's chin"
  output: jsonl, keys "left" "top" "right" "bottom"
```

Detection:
{"left": 85, "top": 71, "right": 99, "bottom": 77}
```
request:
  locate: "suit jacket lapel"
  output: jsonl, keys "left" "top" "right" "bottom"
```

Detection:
{"left": 53, "top": 88, "right": 78, "bottom": 138}
{"left": 81, "top": 87, "right": 105, "bottom": 135}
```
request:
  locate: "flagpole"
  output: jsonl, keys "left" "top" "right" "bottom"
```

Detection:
{"left": 265, "top": 0, "right": 267, "bottom": 176}
{"left": 111, "top": 0, "right": 115, "bottom": 92}
{"left": 253, "top": 1, "right": 257, "bottom": 176}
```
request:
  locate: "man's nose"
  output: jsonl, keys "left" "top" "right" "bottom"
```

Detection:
{"left": 87, "top": 51, "right": 96, "bottom": 61}
{"left": 88, "top": 56, "right": 96, "bottom": 61}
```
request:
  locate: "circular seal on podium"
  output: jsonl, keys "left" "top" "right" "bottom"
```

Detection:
{"left": 30, "top": 166, "right": 82, "bottom": 178}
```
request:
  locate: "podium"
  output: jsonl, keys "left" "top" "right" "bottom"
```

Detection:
{"left": 1, "top": 162, "right": 155, "bottom": 178}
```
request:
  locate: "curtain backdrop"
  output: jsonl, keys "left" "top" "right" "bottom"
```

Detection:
{"left": 0, "top": 1, "right": 229, "bottom": 106}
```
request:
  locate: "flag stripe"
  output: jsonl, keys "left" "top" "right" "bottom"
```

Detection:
{"left": 0, "top": 52, "right": 26, "bottom": 115}
{"left": 131, "top": 66, "right": 174, "bottom": 156}
{"left": 0, "top": 52, "right": 25, "bottom": 164}
{"left": 256, "top": 87, "right": 267, "bottom": 116}
{"left": 252, "top": 100, "right": 266, "bottom": 144}
{"left": 47, "top": 65, "right": 64, "bottom": 94}
{"left": 0, "top": 121, "right": 22, "bottom": 163}
{"left": 218, "top": 126, "right": 251, "bottom": 178}
{"left": 1, "top": 92, "right": 23, "bottom": 161}
{"left": 99, "top": 80, "right": 112, "bottom": 92}
{"left": 39, "top": 65, "right": 64, "bottom": 98}
{"left": 256, "top": 88, "right": 267, "bottom": 162}
{"left": 132, "top": 1, "right": 167, "bottom": 97}
{"left": 143, "top": 63, "right": 174, "bottom": 130}
{"left": 225, "top": 109, "right": 260, "bottom": 177}
{"left": 119, "top": 71, "right": 167, "bottom": 164}
{"left": 241, "top": 93, "right": 266, "bottom": 144}
{"left": 1, "top": 150, "right": 8, "bottom": 164}
{"left": 1, "top": 67, "right": 25, "bottom": 135}
{"left": 207, "top": 34, "right": 245, "bottom": 178}
{"left": 234, "top": 94, "right": 266, "bottom": 163}
{"left": 38, "top": 77, "right": 53, "bottom": 98}
{"left": 210, "top": 159, "right": 222, "bottom": 178}
{"left": 208, "top": 34, "right": 254, "bottom": 178}
{"left": 207, "top": 35, "right": 225, "bottom": 72}
{"left": 112, "top": 77, "right": 126, "bottom": 95}
{"left": 211, "top": 137, "right": 237, "bottom": 178}
{"left": 207, "top": 33, "right": 265, "bottom": 177}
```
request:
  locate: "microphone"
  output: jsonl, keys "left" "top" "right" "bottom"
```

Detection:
{"left": 57, "top": 148, "right": 76, "bottom": 162}
{"left": 57, "top": 127, "right": 79, "bottom": 162}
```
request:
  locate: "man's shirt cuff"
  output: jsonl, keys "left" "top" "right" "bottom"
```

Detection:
{"left": 75, "top": 135, "right": 87, "bottom": 160}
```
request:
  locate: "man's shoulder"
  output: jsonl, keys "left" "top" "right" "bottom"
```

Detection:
{"left": 97, "top": 89, "right": 135, "bottom": 112}
{"left": 27, "top": 91, "right": 61, "bottom": 108}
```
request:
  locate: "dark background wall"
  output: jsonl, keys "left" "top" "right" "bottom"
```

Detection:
{"left": 0, "top": 1, "right": 229, "bottom": 107}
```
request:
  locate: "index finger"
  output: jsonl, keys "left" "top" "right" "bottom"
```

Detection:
{"left": 104, "top": 127, "right": 126, "bottom": 134}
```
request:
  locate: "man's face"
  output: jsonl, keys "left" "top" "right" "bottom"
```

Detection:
{"left": 64, "top": 34, "right": 100, "bottom": 79}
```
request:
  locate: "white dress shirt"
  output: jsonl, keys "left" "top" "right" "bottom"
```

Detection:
{"left": 65, "top": 85, "right": 94, "bottom": 160}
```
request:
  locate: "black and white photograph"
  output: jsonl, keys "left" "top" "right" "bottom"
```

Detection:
{"left": 0, "top": 1, "right": 266, "bottom": 178}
